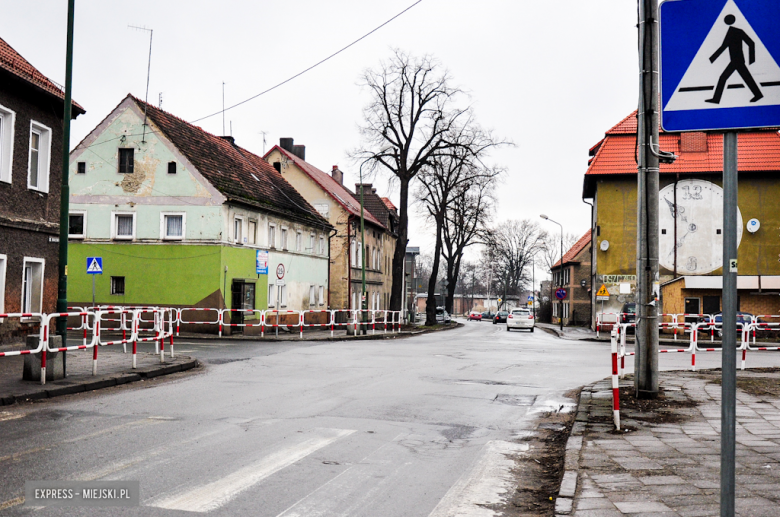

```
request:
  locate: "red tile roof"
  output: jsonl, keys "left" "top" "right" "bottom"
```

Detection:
{"left": 127, "top": 96, "right": 330, "bottom": 228}
{"left": 381, "top": 197, "right": 396, "bottom": 211}
{"left": 0, "top": 36, "right": 84, "bottom": 114}
{"left": 583, "top": 111, "right": 780, "bottom": 197}
{"left": 264, "top": 146, "right": 384, "bottom": 228}
{"left": 553, "top": 231, "right": 591, "bottom": 268}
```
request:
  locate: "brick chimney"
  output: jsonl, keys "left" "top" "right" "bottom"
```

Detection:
{"left": 332, "top": 165, "right": 343, "bottom": 185}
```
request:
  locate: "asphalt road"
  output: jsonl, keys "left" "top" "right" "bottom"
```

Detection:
{"left": 3, "top": 320, "right": 773, "bottom": 516}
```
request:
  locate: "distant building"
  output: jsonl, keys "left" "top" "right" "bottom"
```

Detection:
{"left": 67, "top": 96, "right": 331, "bottom": 329}
{"left": 0, "top": 37, "right": 85, "bottom": 342}
{"left": 550, "top": 232, "right": 592, "bottom": 326}
{"left": 264, "top": 139, "right": 396, "bottom": 312}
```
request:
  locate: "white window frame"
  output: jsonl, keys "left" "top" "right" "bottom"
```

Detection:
{"left": 268, "top": 284, "right": 276, "bottom": 308}
{"left": 309, "top": 285, "right": 316, "bottom": 306}
{"left": 20, "top": 257, "right": 45, "bottom": 315}
{"left": 28, "top": 121, "right": 52, "bottom": 193}
{"left": 318, "top": 285, "right": 325, "bottom": 306}
{"left": 351, "top": 239, "right": 357, "bottom": 267}
{"left": 281, "top": 227, "right": 288, "bottom": 250}
{"left": 319, "top": 236, "right": 325, "bottom": 255}
{"left": 248, "top": 219, "right": 257, "bottom": 245}
{"left": 296, "top": 231, "right": 302, "bottom": 252}
{"left": 309, "top": 233, "right": 315, "bottom": 253}
{"left": 234, "top": 216, "right": 245, "bottom": 244}
{"left": 0, "top": 254, "right": 6, "bottom": 315}
{"left": 112, "top": 212, "right": 136, "bottom": 240}
{"left": 268, "top": 223, "right": 276, "bottom": 249}
{"left": 160, "top": 212, "right": 186, "bottom": 241}
{"left": 0, "top": 104, "right": 16, "bottom": 184}
{"left": 280, "top": 284, "right": 287, "bottom": 307}
{"left": 68, "top": 210, "right": 87, "bottom": 239}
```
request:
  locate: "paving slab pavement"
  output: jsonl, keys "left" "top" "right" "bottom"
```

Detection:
{"left": 556, "top": 370, "right": 780, "bottom": 516}
{"left": 0, "top": 344, "right": 198, "bottom": 406}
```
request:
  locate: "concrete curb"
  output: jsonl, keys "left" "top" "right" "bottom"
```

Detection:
{"left": 555, "top": 387, "right": 590, "bottom": 516}
{"left": 0, "top": 359, "right": 199, "bottom": 406}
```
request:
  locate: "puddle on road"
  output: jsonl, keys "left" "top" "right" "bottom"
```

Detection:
{"left": 526, "top": 399, "right": 577, "bottom": 415}
{"left": 494, "top": 394, "right": 537, "bottom": 406}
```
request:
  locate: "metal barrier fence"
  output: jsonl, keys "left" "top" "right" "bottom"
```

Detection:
{"left": 1, "top": 307, "right": 405, "bottom": 385}
{"left": 610, "top": 316, "right": 780, "bottom": 430}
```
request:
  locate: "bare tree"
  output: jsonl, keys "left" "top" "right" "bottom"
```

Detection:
{"left": 484, "top": 220, "right": 548, "bottom": 309}
{"left": 416, "top": 126, "right": 503, "bottom": 325}
{"left": 353, "top": 50, "right": 470, "bottom": 312}
{"left": 441, "top": 170, "right": 497, "bottom": 314}
{"left": 537, "top": 232, "right": 581, "bottom": 275}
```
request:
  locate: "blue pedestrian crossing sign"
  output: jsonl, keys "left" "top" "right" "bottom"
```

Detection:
{"left": 86, "top": 257, "right": 103, "bottom": 274}
{"left": 661, "top": 0, "right": 780, "bottom": 131}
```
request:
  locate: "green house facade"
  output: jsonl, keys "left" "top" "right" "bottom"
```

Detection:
{"left": 68, "top": 95, "right": 332, "bottom": 323}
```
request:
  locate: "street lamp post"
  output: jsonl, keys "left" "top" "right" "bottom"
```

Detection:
{"left": 540, "top": 215, "right": 564, "bottom": 332}
{"left": 358, "top": 162, "right": 368, "bottom": 335}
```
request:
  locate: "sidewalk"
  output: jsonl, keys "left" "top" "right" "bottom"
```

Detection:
{"left": 556, "top": 370, "right": 780, "bottom": 516}
{"left": 0, "top": 345, "right": 198, "bottom": 407}
{"left": 537, "top": 322, "right": 600, "bottom": 341}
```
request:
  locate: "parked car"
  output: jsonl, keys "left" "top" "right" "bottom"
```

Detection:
{"left": 620, "top": 302, "right": 636, "bottom": 324}
{"left": 436, "top": 307, "right": 451, "bottom": 324}
{"left": 507, "top": 308, "right": 534, "bottom": 332}
{"left": 493, "top": 311, "right": 508, "bottom": 324}
{"left": 482, "top": 311, "right": 495, "bottom": 320}
{"left": 468, "top": 311, "right": 482, "bottom": 321}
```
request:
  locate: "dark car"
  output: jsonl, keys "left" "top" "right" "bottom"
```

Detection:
{"left": 481, "top": 311, "right": 495, "bottom": 320}
{"left": 620, "top": 302, "right": 636, "bottom": 324}
{"left": 493, "top": 311, "right": 509, "bottom": 324}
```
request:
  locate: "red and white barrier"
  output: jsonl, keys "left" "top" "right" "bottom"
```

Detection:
{"left": 176, "top": 307, "right": 221, "bottom": 337}
{"left": 610, "top": 328, "right": 620, "bottom": 431}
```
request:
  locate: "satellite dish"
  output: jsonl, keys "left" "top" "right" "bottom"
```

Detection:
{"left": 600, "top": 240, "right": 610, "bottom": 251}
{"left": 747, "top": 218, "right": 760, "bottom": 233}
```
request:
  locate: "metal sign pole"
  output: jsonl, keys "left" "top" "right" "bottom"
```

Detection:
{"left": 92, "top": 275, "right": 95, "bottom": 308}
{"left": 721, "top": 131, "right": 738, "bottom": 517}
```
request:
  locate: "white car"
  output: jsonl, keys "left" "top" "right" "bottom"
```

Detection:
{"left": 507, "top": 308, "right": 534, "bottom": 332}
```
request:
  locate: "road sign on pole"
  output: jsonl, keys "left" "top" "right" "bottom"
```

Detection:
{"left": 659, "top": 3, "right": 780, "bottom": 515}
{"left": 555, "top": 288, "right": 567, "bottom": 300}
{"left": 661, "top": 0, "right": 780, "bottom": 131}
{"left": 86, "top": 257, "right": 102, "bottom": 274}
{"left": 596, "top": 284, "right": 610, "bottom": 302}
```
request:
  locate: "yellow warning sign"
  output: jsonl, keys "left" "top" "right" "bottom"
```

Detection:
{"left": 596, "top": 284, "right": 610, "bottom": 300}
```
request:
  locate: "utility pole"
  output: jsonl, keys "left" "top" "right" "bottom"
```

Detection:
{"left": 635, "top": 0, "right": 661, "bottom": 399}
{"left": 56, "top": 0, "right": 76, "bottom": 348}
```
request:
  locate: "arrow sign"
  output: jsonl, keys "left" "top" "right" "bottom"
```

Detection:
{"left": 86, "top": 257, "right": 103, "bottom": 275}
{"left": 661, "top": 0, "right": 780, "bottom": 131}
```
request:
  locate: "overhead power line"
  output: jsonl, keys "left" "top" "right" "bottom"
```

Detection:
{"left": 190, "top": 0, "right": 423, "bottom": 124}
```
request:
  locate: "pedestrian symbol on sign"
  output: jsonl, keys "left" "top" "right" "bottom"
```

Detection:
{"left": 705, "top": 14, "right": 762, "bottom": 104}
{"left": 86, "top": 257, "right": 103, "bottom": 274}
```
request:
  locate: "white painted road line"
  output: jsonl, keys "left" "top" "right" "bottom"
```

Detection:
{"left": 428, "top": 440, "right": 528, "bottom": 517}
{"left": 150, "top": 428, "right": 356, "bottom": 513}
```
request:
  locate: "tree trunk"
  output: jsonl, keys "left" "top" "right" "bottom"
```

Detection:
{"left": 390, "top": 177, "right": 409, "bottom": 313}
{"left": 445, "top": 255, "right": 461, "bottom": 315}
{"left": 425, "top": 215, "right": 445, "bottom": 326}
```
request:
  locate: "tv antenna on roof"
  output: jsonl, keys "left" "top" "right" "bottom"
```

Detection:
{"left": 129, "top": 25, "right": 153, "bottom": 143}
{"left": 259, "top": 131, "right": 268, "bottom": 154}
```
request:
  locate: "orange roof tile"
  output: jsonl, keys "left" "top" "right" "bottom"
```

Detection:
{"left": 0, "top": 36, "right": 84, "bottom": 114}
{"left": 585, "top": 111, "right": 780, "bottom": 191}
{"left": 553, "top": 231, "right": 591, "bottom": 268}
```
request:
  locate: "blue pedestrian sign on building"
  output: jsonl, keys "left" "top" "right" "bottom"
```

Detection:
{"left": 660, "top": 0, "right": 780, "bottom": 131}
{"left": 86, "top": 257, "right": 103, "bottom": 274}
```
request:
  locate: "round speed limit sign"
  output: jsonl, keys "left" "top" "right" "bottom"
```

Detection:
{"left": 276, "top": 264, "right": 285, "bottom": 279}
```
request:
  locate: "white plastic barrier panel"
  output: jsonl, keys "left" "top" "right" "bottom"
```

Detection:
{"left": 176, "top": 307, "right": 221, "bottom": 337}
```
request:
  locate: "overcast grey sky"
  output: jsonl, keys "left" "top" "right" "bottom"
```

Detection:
{"left": 1, "top": 0, "right": 639, "bottom": 271}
